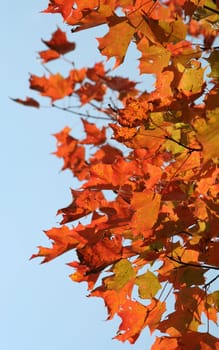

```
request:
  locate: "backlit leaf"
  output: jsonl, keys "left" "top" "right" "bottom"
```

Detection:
{"left": 131, "top": 191, "right": 161, "bottom": 235}
{"left": 81, "top": 119, "right": 106, "bottom": 145}
{"left": 139, "top": 44, "right": 171, "bottom": 74}
{"left": 115, "top": 300, "right": 147, "bottom": 343}
{"left": 145, "top": 300, "right": 166, "bottom": 334}
{"left": 98, "top": 20, "right": 135, "bottom": 66}
{"left": 178, "top": 61, "right": 205, "bottom": 96}
{"left": 136, "top": 270, "right": 162, "bottom": 299}
{"left": 31, "top": 226, "right": 87, "bottom": 263}
{"left": 104, "top": 259, "right": 136, "bottom": 291}
{"left": 29, "top": 73, "right": 74, "bottom": 101}
{"left": 39, "top": 49, "right": 60, "bottom": 63}
{"left": 195, "top": 108, "right": 219, "bottom": 163}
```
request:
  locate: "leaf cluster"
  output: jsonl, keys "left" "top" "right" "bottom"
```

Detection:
{"left": 16, "top": 0, "right": 219, "bottom": 349}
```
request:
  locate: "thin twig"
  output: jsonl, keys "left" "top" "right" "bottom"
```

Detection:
{"left": 165, "top": 136, "right": 203, "bottom": 152}
{"left": 204, "top": 285, "right": 210, "bottom": 333}
{"left": 167, "top": 255, "right": 219, "bottom": 270}
{"left": 163, "top": 284, "right": 174, "bottom": 303}
{"left": 203, "top": 4, "right": 219, "bottom": 15}
{"left": 157, "top": 281, "right": 169, "bottom": 301}
{"left": 204, "top": 274, "right": 219, "bottom": 288}
{"left": 52, "top": 103, "right": 110, "bottom": 120}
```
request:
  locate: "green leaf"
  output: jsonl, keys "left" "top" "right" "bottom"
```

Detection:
{"left": 104, "top": 259, "right": 136, "bottom": 291}
{"left": 136, "top": 270, "right": 162, "bottom": 299}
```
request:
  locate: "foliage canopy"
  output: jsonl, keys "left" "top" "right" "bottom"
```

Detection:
{"left": 16, "top": 0, "right": 219, "bottom": 349}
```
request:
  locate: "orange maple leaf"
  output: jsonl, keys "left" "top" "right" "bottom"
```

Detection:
{"left": 98, "top": 19, "right": 135, "bottom": 66}
{"left": 81, "top": 119, "right": 106, "bottom": 145}
{"left": 115, "top": 300, "right": 147, "bottom": 343}
{"left": 39, "top": 49, "right": 60, "bottom": 63}
{"left": 131, "top": 190, "right": 161, "bottom": 235}
{"left": 43, "top": 0, "right": 74, "bottom": 20}
{"left": 29, "top": 73, "right": 74, "bottom": 101}
{"left": 31, "top": 226, "right": 87, "bottom": 263}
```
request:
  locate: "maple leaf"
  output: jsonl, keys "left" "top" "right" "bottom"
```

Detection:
{"left": 69, "top": 67, "right": 87, "bottom": 83}
{"left": 53, "top": 127, "right": 87, "bottom": 179}
{"left": 31, "top": 226, "right": 87, "bottom": 263}
{"left": 136, "top": 270, "right": 162, "bottom": 299}
{"left": 29, "top": 73, "right": 74, "bottom": 101}
{"left": 57, "top": 188, "right": 105, "bottom": 224}
{"left": 131, "top": 191, "right": 161, "bottom": 235}
{"left": 207, "top": 50, "right": 219, "bottom": 79}
{"left": 84, "top": 156, "right": 141, "bottom": 189}
{"left": 145, "top": 299, "right": 166, "bottom": 334}
{"left": 89, "top": 144, "right": 123, "bottom": 164}
{"left": 98, "top": 19, "right": 135, "bottom": 66}
{"left": 177, "top": 60, "right": 205, "bottom": 97}
{"left": 90, "top": 279, "right": 134, "bottom": 320}
{"left": 138, "top": 43, "right": 171, "bottom": 74}
{"left": 116, "top": 97, "right": 150, "bottom": 127}
{"left": 39, "top": 49, "right": 60, "bottom": 63}
{"left": 76, "top": 82, "right": 106, "bottom": 104}
{"left": 81, "top": 119, "right": 106, "bottom": 145}
{"left": 43, "top": 0, "right": 74, "bottom": 20}
{"left": 204, "top": 242, "right": 219, "bottom": 267}
{"left": 194, "top": 108, "right": 219, "bottom": 163}
{"left": 104, "top": 259, "right": 136, "bottom": 291}
{"left": 42, "top": 27, "right": 76, "bottom": 54}
{"left": 67, "top": 3, "right": 109, "bottom": 31}
{"left": 11, "top": 97, "right": 40, "bottom": 108}
{"left": 161, "top": 19, "right": 187, "bottom": 43}
{"left": 39, "top": 28, "right": 76, "bottom": 63}
{"left": 86, "top": 62, "right": 105, "bottom": 81}
{"left": 75, "top": 234, "right": 124, "bottom": 275}
{"left": 115, "top": 300, "right": 148, "bottom": 343}
{"left": 150, "top": 70, "right": 174, "bottom": 106}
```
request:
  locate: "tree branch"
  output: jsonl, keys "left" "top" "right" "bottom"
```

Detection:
{"left": 164, "top": 136, "right": 203, "bottom": 152}
{"left": 167, "top": 255, "right": 219, "bottom": 270}
{"left": 51, "top": 103, "right": 110, "bottom": 120}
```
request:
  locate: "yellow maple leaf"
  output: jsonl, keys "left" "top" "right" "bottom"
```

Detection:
{"left": 195, "top": 108, "right": 219, "bottom": 163}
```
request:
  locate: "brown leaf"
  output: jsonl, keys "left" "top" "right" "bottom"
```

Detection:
{"left": 11, "top": 97, "right": 40, "bottom": 108}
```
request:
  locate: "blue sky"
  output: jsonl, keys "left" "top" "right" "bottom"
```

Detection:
{"left": 1, "top": 2, "right": 154, "bottom": 349}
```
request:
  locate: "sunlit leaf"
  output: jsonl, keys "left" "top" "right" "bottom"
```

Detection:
{"left": 139, "top": 44, "right": 171, "bottom": 74}
{"left": 131, "top": 191, "right": 161, "bottom": 235}
{"left": 29, "top": 73, "right": 74, "bottom": 101}
{"left": 136, "top": 270, "right": 162, "bottom": 299}
{"left": 98, "top": 19, "right": 135, "bottom": 66}
{"left": 104, "top": 259, "right": 136, "bottom": 291}
{"left": 115, "top": 300, "right": 147, "bottom": 343}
